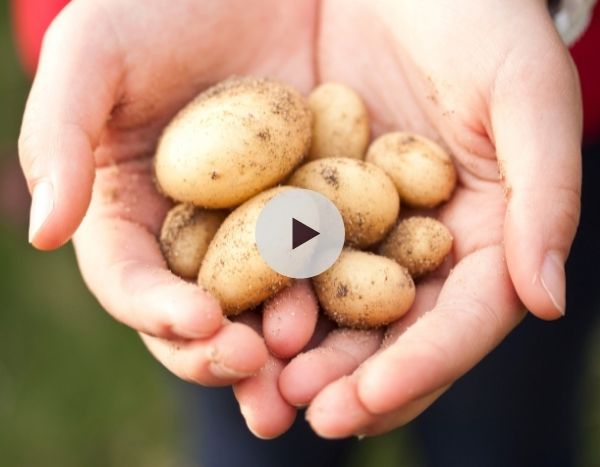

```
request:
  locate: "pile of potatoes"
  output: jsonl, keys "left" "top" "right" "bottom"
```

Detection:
{"left": 155, "top": 77, "right": 456, "bottom": 329}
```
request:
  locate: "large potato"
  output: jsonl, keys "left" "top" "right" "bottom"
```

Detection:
{"left": 155, "top": 77, "right": 312, "bottom": 208}
{"left": 313, "top": 249, "right": 415, "bottom": 329}
{"left": 307, "top": 83, "right": 370, "bottom": 160}
{"left": 379, "top": 216, "right": 453, "bottom": 278}
{"left": 288, "top": 158, "right": 399, "bottom": 247}
{"left": 159, "top": 204, "right": 227, "bottom": 280}
{"left": 366, "top": 132, "right": 457, "bottom": 208}
{"left": 199, "top": 187, "right": 293, "bottom": 316}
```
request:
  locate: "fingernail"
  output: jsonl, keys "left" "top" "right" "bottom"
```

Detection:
{"left": 28, "top": 181, "right": 54, "bottom": 243}
{"left": 540, "top": 250, "right": 566, "bottom": 316}
{"left": 209, "top": 360, "right": 254, "bottom": 380}
{"left": 241, "top": 408, "right": 277, "bottom": 441}
{"left": 246, "top": 422, "right": 275, "bottom": 440}
{"left": 355, "top": 433, "right": 366, "bottom": 440}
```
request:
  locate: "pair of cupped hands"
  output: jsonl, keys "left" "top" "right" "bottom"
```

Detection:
{"left": 19, "top": 0, "right": 582, "bottom": 439}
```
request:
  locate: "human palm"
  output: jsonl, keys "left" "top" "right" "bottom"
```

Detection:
{"left": 20, "top": 0, "right": 581, "bottom": 439}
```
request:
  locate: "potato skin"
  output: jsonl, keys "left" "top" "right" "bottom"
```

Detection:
{"left": 160, "top": 204, "right": 227, "bottom": 279}
{"left": 307, "top": 83, "right": 370, "bottom": 160}
{"left": 198, "top": 186, "right": 293, "bottom": 316}
{"left": 155, "top": 76, "right": 312, "bottom": 208}
{"left": 366, "top": 132, "right": 457, "bottom": 208}
{"left": 379, "top": 217, "right": 453, "bottom": 278}
{"left": 313, "top": 249, "right": 415, "bottom": 329}
{"left": 288, "top": 158, "right": 399, "bottom": 247}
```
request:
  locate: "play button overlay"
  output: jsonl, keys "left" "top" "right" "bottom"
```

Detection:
{"left": 292, "top": 218, "right": 320, "bottom": 249}
{"left": 256, "top": 188, "right": 345, "bottom": 279}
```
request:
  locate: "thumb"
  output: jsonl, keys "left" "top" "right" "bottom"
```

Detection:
{"left": 18, "top": 3, "right": 120, "bottom": 250}
{"left": 492, "top": 21, "right": 582, "bottom": 319}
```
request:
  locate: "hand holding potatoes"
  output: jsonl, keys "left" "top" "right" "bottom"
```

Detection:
{"left": 21, "top": 0, "right": 580, "bottom": 442}
{"left": 155, "top": 76, "right": 456, "bottom": 331}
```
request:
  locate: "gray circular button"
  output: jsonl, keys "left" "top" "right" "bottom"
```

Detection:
{"left": 255, "top": 188, "right": 345, "bottom": 279}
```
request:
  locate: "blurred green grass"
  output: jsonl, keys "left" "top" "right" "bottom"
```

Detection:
{"left": 0, "top": 224, "right": 179, "bottom": 467}
{"left": 0, "top": 9, "right": 24, "bottom": 146}
{"left": 1, "top": 1, "right": 600, "bottom": 466}
{"left": 0, "top": 2, "right": 179, "bottom": 466}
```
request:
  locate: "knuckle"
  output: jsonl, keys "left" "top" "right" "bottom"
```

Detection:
{"left": 187, "top": 348, "right": 215, "bottom": 384}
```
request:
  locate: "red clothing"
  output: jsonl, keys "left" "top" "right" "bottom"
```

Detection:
{"left": 10, "top": 0, "right": 600, "bottom": 143}
{"left": 570, "top": 11, "right": 600, "bottom": 143}
{"left": 10, "top": 0, "right": 69, "bottom": 76}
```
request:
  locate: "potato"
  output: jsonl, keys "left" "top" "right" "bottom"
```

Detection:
{"left": 159, "top": 204, "right": 227, "bottom": 280}
{"left": 155, "top": 76, "right": 312, "bottom": 208}
{"left": 366, "top": 132, "right": 457, "bottom": 208}
{"left": 199, "top": 186, "right": 293, "bottom": 315}
{"left": 288, "top": 158, "right": 399, "bottom": 247}
{"left": 379, "top": 217, "right": 453, "bottom": 278}
{"left": 313, "top": 249, "right": 415, "bottom": 329}
{"left": 307, "top": 83, "right": 370, "bottom": 160}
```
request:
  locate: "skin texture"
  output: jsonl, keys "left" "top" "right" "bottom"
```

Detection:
{"left": 19, "top": 0, "right": 582, "bottom": 439}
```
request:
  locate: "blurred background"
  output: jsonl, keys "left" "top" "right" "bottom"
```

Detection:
{"left": 0, "top": 0, "right": 181, "bottom": 463}
{"left": 1, "top": 0, "right": 599, "bottom": 466}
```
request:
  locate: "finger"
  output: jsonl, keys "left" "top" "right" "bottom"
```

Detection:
{"left": 381, "top": 278, "right": 445, "bottom": 347}
{"left": 305, "top": 376, "right": 372, "bottom": 439}
{"left": 357, "top": 245, "right": 524, "bottom": 414}
{"left": 233, "top": 310, "right": 297, "bottom": 438}
{"left": 491, "top": 16, "right": 582, "bottom": 319}
{"left": 262, "top": 280, "right": 319, "bottom": 358}
{"left": 141, "top": 321, "right": 268, "bottom": 386}
{"left": 303, "top": 314, "right": 337, "bottom": 351}
{"left": 279, "top": 328, "right": 382, "bottom": 407}
{"left": 305, "top": 375, "right": 447, "bottom": 438}
{"left": 303, "top": 280, "right": 443, "bottom": 437}
{"left": 280, "top": 278, "right": 442, "bottom": 407}
{"left": 75, "top": 216, "right": 223, "bottom": 339}
{"left": 234, "top": 356, "right": 297, "bottom": 439}
{"left": 18, "top": 2, "right": 123, "bottom": 249}
{"left": 359, "top": 387, "right": 448, "bottom": 437}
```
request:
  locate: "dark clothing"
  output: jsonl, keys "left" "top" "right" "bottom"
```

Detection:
{"left": 179, "top": 384, "right": 353, "bottom": 467}
{"left": 412, "top": 141, "right": 600, "bottom": 467}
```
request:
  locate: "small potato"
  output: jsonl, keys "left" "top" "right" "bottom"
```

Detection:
{"left": 313, "top": 249, "right": 415, "bottom": 329}
{"left": 307, "top": 83, "right": 370, "bottom": 160}
{"left": 159, "top": 204, "right": 227, "bottom": 280}
{"left": 379, "top": 217, "right": 453, "bottom": 278}
{"left": 199, "top": 187, "right": 293, "bottom": 316}
{"left": 288, "top": 158, "right": 399, "bottom": 247}
{"left": 366, "top": 132, "right": 457, "bottom": 208}
{"left": 155, "top": 76, "right": 312, "bottom": 208}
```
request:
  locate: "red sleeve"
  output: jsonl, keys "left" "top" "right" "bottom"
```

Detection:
{"left": 570, "top": 10, "right": 600, "bottom": 144}
{"left": 10, "top": 0, "right": 70, "bottom": 76}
